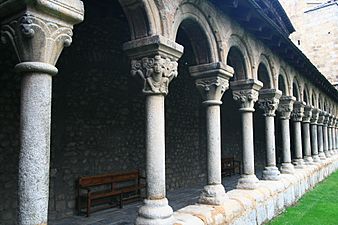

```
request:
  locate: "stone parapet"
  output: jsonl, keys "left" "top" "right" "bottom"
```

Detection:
{"left": 173, "top": 155, "right": 338, "bottom": 225}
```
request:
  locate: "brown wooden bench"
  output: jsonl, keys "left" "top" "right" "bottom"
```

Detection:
{"left": 221, "top": 157, "right": 241, "bottom": 177}
{"left": 77, "top": 170, "right": 146, "bottom": 217}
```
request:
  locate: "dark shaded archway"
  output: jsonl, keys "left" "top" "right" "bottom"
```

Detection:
{"left": 227, "top": 47, "right": 247, "bottom": 80}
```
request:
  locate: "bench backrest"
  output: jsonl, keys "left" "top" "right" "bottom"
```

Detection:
{"left": 79, "top": 170, "right": 140, "bottom": 188}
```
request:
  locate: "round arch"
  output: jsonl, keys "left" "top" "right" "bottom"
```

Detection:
{"left": 303, "top": 85, "right": 310, "bottom": 105}
{"left": 257, "top": 54, "right": 274, "bottom": 89}
{"left": 277, "top": 66, "right": 291, "bottom": 96}
{"left": 225, "top": 34, "right": 254, "bottom": 79}
{"left": 292, "top": 77, "right": 301, "bottom": 101}
{"left": 172, "top": 3, "right": 219, "bottom": 63}
{"left": 118, "top": 0, "right": 161, "bottom": 40}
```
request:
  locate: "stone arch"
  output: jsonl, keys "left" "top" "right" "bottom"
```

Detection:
{"left": 277, "top": 66, "right": 291, "bottom": 96}
{"left": 303, "top": 85, "right": 310, "bottom": 105}
{"left": 278, "top": 74, "right": 287, "bottom": 95}
{"left": 318, "top": 93, "right": 324, "bottom": 110}
{"left": 257, "top": 54, "right": 274, "bottom": 89}
{"left": 292, "top": 77, "right": 301, "bottom": 101}
{"left": 172, "top": 3, "right": 220, "bottom": 63}
{"left": 311, "top": 90, "right": 318, "bottom": 108}
{"left": 118, "top": 0, "right": 162, "bottom": 40}
{"left": 225, "top": 34, "right": 254, "bottom": 79}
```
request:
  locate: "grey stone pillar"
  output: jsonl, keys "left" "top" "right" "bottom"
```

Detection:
{"left": 323, "top": 112, "right": 330, "bottom": 158}
{"left": 231, "top": 79, "right": 263, "bottom": 189}
{"left": 330, "top": 117, "right": 335, "bottom": 154}
{"left": 334, "top": 117, "right": 338, "bottom": 154}
{"left": 310, "top": 108, "right": 320, "bottom": 162}
{"left": 317, "top": 110, "right": 326, "bottom": 160}
{"left": 0, "top": 2, "right": 84, "bottom": 224}
{"left": 190, "top": 62, "right": 233, "bottom": 205}
{"left": 291, "top": 101, "right": 305, "bottom": 168}
{"left": 258, "top": 89, "right": 282, "bottom": 180}
{"left": 124, "top": 35, "right": 183, "bottom": 225}
{"left": 302, "top": 106, "right": 314, "bottom": 164}
{"left": 328, "top": 114, "right": 333, "bottom": 155}
{"left": 277, "top": 96, "right": 296, "bottom": 174}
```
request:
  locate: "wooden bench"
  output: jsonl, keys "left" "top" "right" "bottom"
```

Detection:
{"left": 221, "top": 157, "right": 241, "bottom": 177}
{"left": 77, "top": 170, "right": 146, "bottom": 217}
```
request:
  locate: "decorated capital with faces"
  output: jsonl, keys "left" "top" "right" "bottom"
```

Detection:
{"left": 310, "top": 108, "right": 319, "bottom": 124}
{"left": 131, "top": 55, "right": 178, "bottom": 95}
{"left": 291, "top": 101, "right": 305, "bottom": 122}
{"left": 277, "top": 96, "right": 295, "bottom": 120}
{"left": 303, "top": 106, "right": 313, "bottom": 123}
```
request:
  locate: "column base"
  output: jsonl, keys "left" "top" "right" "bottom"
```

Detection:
{"left": 304, "top": 156, "right": 314, "bottom": 165}
{"left": 319, "top": 152, "right": 327, "bottom": 160}
{"left": 312, "top": 155, "right": 321, "bottom": 163}
{"left": 199, "top": 184, "right": 228, "bottom": 205}
{"left": 293, "top": 158, "right": 305, "bottom": 169}
{"left": 236, "top": 174, "right": 259, "bottom": 190}
{"left": 136, "top": 198, "right": 173, "bottom": 225}
{"left": 262, "top": 166, "right": 281, "bottom": 180}
{"left": 280, "top": 162, "right": 295, "bottom": 174}
{"left": 324, "top": 151, "right": 331, "bottom": 158}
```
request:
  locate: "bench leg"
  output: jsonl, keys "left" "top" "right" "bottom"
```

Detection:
{"left": 119, "top": 194, "right": 123, "bottom": 209}
{"left": 87, "top": 197, "right": 91, "bottom": 217}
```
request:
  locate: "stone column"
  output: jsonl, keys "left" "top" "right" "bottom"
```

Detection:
{"left": 331, "top": 117, "right": 335, "bottom": 154}
{"left": 258, "top": 89, "right": 282, "bottom": 180}
{"left": 0, "top": 2, "right": 83, "bottom": 224}
{"left": 231, "top": 79, "right": 263, "bottom": 189}
{"left": 277, "top": 96, "right": 296, "bottom": 174}
{"left": 124, "top": 35, "right": 183, "bottom": 225}
{"left": 323, "top": 112, "right": 330, "bottom": 158}
{"left": 317, "top": 110, "right": 326, "bottom": 160}
{"left": 328, "top": 114, "right": 333, "bottom": 155}
{"left": 310, "top": 108, "right": 320, "bottom": 162}
{"left": 291, "top": 101, "right": 306, "bottom": 168}
{"left": 302, "top": 105, "right": 314, "bottom": 164}
{"left": 329, "top": 115, "right": 335, "bottom": 155}
{"left": 334, "top": 117, "right": 338, "bottom": 154}
{"left": 190, "top": 62, "right": 233, "bottom": 205}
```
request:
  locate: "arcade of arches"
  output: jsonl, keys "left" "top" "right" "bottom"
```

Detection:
{"left": 0, "top": 0, "right": 338, "bottom": 225}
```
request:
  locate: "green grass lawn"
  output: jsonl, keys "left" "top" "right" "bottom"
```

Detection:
{"left": 267, "top": 171, "right": 338, "bottom": 225}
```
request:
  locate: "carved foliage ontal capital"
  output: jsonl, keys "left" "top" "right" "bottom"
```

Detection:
{"left": 317, "top": 110, "right": 325, "bottom": 125}
{"left": 277, "top": 96, "right": 295, "bottom": 120}
{"left": 258, "top": 89, "right": 282, "bottom": 117}
{"left": 310, "top": 108, "right": 320, "bottom": 124}
{"left": 1, "top": 14, "right": 74, "bottom": 65}
{"left": 131, "top": 55, "right": 178, "bottom": 95}
{"left": 195, "top": 76, "right": 229, "bottom": 105}
{"left": 323, "top": 112, "right": 330, "bottom": 126}
{"left": 233, "top": 89, "right": 260, "bottom": 111}
{"left": 291, "top": 101, "right": 305, "bottom": 122}
{"left": 302, "top": 105, "right": 313, "bottom": 123}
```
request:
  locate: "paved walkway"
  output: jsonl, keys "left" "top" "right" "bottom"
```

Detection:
{"left": 50, "top": 171, "right": 263, "bottom": 225}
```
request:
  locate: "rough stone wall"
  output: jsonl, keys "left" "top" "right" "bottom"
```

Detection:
{"left": 0, "top": 44, "right": 20, "bottom": 224}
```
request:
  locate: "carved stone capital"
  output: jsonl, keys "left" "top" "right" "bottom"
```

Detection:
{"left": 302, "top": 105, "right": 314, "bottom": 123}
{"left": 317, "top": 110, "right": 325, "bottom": 125}
{"left": 131, "top": 55, "right": 178, "bottom": 95}
{"left": 323, "top": 112, "right": 330, "bottom": 126}
{"left": 291, "top": 101, "right": 305, "bottom": 122}
{"left": 310, "top": 108, "right": 320, "bottom": 124}
{"left": 277, "top": 96, "right": 296, "bottom": 120}
{"left": 0, "top": 0, "right": 84, "bottom": 65}
{"left": 258, "top": 89, "right": 282, "bottom": 117}
{"left": 189, "top": 62, "right": 234, "bottom": 105}
{"left": 231, "top": 79, "right": 263, "bottom": 112}
{"left": 124, "top": 35, "right": 184, "bottom": 96}
{"left": 328, "top": 114, "right": 334, "bottom": 127}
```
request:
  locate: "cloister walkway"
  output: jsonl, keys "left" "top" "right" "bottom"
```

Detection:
{"left": 50, "top": 171, "right": 263, "bottom": 225}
